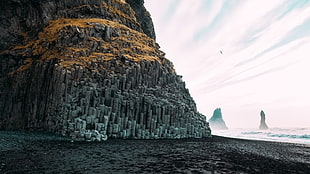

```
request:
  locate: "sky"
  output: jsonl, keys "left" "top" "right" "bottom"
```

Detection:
{"left": 144, "top": 0, "right": 310, "bottom": 128}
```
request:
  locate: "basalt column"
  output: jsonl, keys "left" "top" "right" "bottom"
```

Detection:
{"left": 0, "top": 0, "right": 211, "bottom": 141}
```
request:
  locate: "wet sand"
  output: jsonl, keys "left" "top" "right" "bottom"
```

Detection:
{"left": 1, "top": 131, "right": 309, "bottom": 173}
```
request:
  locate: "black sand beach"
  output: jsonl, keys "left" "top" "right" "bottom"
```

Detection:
{"left": 1, "top": 131, "right": 309, "bottom": 174}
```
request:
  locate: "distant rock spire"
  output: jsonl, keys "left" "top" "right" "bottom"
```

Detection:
{"left": 209, "top": 108, "right": 228, "bottom": 130}
{"left": 259, "top": 110, "right": 268, "bottom": 130}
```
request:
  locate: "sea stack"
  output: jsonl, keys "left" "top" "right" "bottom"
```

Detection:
{"left": 259, "top": 110, "right": 268, "bottom": 130}
{"left": 0, "top": 0, "right": 211, "bottom": 141}
{"left": 208, "top": 108, "right": 228, "bottom": 130}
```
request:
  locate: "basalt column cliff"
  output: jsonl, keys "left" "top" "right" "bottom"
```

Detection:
{"left": 0, "top": 0, "right": 211, "bottom": 141}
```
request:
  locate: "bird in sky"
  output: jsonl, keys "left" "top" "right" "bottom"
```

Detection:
{"left": 220, "top": 50, "right": 223, "bottom": 54}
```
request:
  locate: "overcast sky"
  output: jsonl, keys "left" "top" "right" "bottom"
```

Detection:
{"left": 145, "top": 0, "right": 310, "bottom": 128}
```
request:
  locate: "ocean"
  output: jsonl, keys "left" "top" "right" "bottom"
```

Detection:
{"left": 212, "top": 128, "right": 310, "bottom": 144}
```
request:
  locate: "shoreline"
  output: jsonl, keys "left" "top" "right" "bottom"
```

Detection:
{"left": 211, "top": 127, "right": 310, "bottom": 145}
{"left": 1, "top": 131, "right": 309, "bottom": 173}
{"left": 212, "top": 134, "right": 310, "bottom": 146}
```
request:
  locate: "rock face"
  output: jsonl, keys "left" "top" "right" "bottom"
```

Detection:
{"left": 208, "top": 108, "right": 228, "bottom": 130}
{"left": 0, "top": 0, "right": 211, "bottom": 141}
{"left": 259, "top": 110, "right": 268, "bottom": 130}
{"left": 126, "top": 0, "right": 156, "bottom": 40}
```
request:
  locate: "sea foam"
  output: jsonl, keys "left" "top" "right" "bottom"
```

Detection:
{"left": 212, "top": 128, "right": 310, "bottom": 144}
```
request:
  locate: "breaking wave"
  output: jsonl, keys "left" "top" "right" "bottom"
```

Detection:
{"left": 212, "top": 128, "right": 310, "bottom": 144}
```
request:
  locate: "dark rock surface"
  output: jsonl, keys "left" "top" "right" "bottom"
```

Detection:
{"left": 1, "top": 131, "right": 309, "bottom": 173}
{"left": 0, "top": 0, "right": 211, "bottom": 140}
{"left": 126, "top": 0, "right": 156, "bottom": 40}
{"left": 209, "top": 108, "right": 228, "bottom": 130}
{"left": 0, "top": 0, "right": 142, "bottom": 51}
{"left": 259, "top": 110, "right": 268, "bottom": 130}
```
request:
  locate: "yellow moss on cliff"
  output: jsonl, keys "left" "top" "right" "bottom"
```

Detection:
{"left": 73, "top": 4, "right": 91, "bottom": 9}
{"left": 114, "top": 36, "right": 156, "bottom": 53}
{"left": 20, "top": 32, "right": 30, "bottom": 41}
{"left": 92, "top": 52, "right": 115, "bottom": 60}
{"left": 67, "top": 47, "right": 88, "bottom": 52}
{"left": 41, "top": 49, "right": 58, "bottom": 61}
{"left": 0, "top": 50, "right": 9, "bottom": 55}
{"left": 115, "top": 0, "right": 126, "bottom": 4}
{"left": 10, "top": 17, "right": 162, "bottom": 74}
{"left": 13, "top": 41, "right": 35, "bottom": 51}
{"left": 43, "top": 18, "right": 130, "bottom": 37}
{"left": 88, "top": 37, "right": 104, "bottom": 42}
{"left": 59, "top": 60, "right": 85, "bottom": 68}
{"left": 102, "top": 0, "right": 136, "bottom": 24}
{"left": 9, "top": 58, "right": 33, "bottom": 75}
{"left": 16, "top": 17, "right": 155, "bottom": 52}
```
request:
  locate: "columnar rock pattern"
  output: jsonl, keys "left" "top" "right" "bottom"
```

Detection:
{"left": 208, "top": 108, "right": 228, "bottom": 130}
{"left": 0, "top": 0, "right": 211, "bottom": 141}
